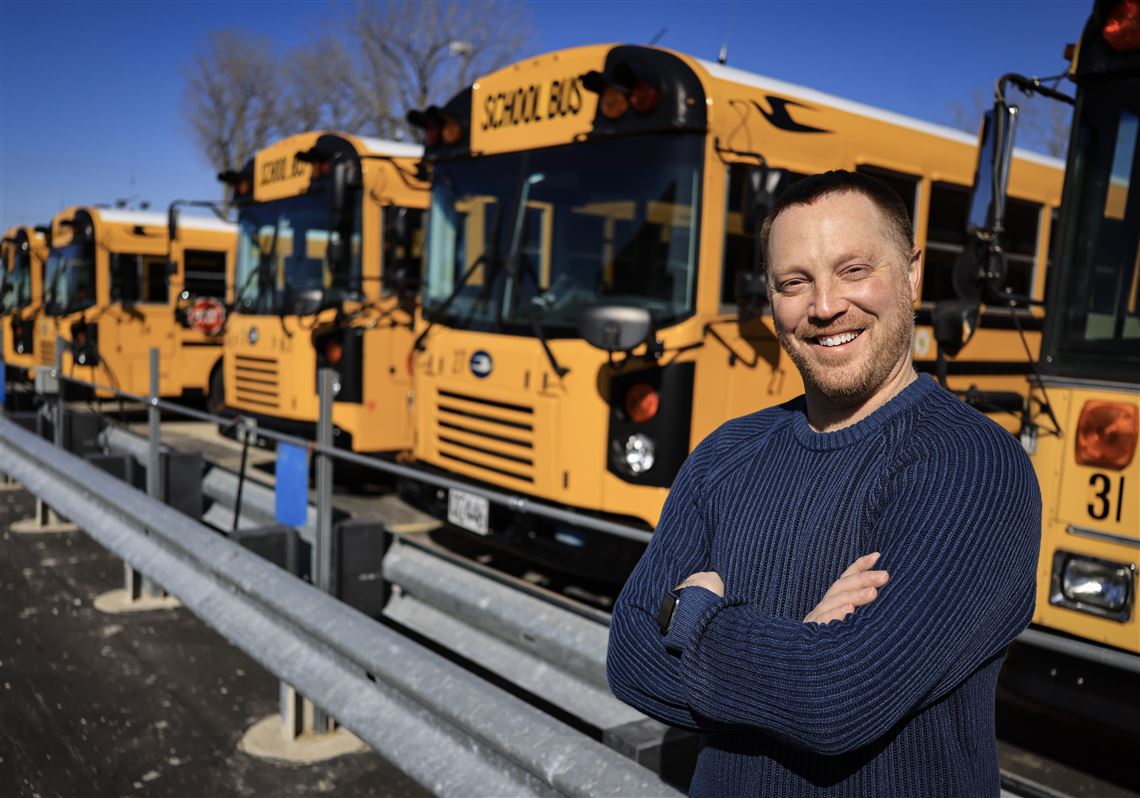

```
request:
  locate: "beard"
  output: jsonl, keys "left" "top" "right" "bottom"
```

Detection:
{"left": 776, "top": 280, "right": 916, "bottom": 407}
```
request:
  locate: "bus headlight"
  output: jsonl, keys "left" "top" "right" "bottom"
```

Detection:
{"left": 617, "top": 433, "right": 655, "bottom": 475}
{"left": 1050, "top": 551, "right": 1135, "bottom": 621}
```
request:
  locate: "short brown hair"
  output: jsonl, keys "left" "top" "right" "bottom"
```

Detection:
{"left": 759, "top": 170, "right": 914, "bottom": 273}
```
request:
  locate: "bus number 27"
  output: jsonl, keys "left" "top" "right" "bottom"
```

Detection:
{"left": 1088, "top": 473, "right": 1126, "bottom": 523}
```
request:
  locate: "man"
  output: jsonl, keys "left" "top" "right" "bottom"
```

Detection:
{"left": 607, "top": 170, "right": 1040, "bottom": 796}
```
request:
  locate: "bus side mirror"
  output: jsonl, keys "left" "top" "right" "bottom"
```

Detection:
{"left": 168, "top": 207, "right": 180, "bottom": 243}
{"left": 740, "top": 165, "right": 787, "bottom": 234}
{"left": 958, "top": 106, "right": 1019, "bottom": 301}
{"left": 331, "top": 161, "right": 349, "bottom": 220}
{"left": 966, "top": 106, "right": 1019, "bottom": 239}
{"left": 327, "top": 237, "right": 347, "bottom": 268}
{"left": 735, "top": 271, "right": 768, "bottom": 320}
{"left": 577, "top": 305, "right": 652, "bottom": 353}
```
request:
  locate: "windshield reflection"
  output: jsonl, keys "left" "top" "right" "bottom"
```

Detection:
{"left": 44, "top": 240, "right": 96, "bottom": 316}
{"left": 1053, "top": 80, "right": 1140, "bottom": 361}
{"left": 233, "top": 191, "right": 362, "bottom": 315}
{"left": 425, "top": 134, "right": 703, "bottom": 335}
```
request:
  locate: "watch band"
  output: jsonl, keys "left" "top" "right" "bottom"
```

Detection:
{"left": 657, "top": 589, "right": 681, "bottom": 635}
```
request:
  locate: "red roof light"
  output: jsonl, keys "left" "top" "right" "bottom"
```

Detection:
{"left": 1104, "top": 0, "right": 1140, "bottom": 51}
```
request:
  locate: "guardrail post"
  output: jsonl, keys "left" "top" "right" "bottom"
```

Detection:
{"left": 275, "top": 369, "right": 337, "bottom": 739}
{"left": 310, "top": 367, "right": 336, "bottom": 735}
{"left": 125, "top": 348, "right": 164, "bottom": 600}
{"left": 10, "top": 351, "right": 77, "bottom": 533}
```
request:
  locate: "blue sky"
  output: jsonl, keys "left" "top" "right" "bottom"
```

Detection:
{"left": 1, "top": 0, "right": 1089, "bottom": 233}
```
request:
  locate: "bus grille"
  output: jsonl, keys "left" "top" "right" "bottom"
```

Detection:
{"left": 434, "top": 388, "right": 535, "bottom": 484}
{"left": 233, "top": 354, "right": 279, "bottom": 409}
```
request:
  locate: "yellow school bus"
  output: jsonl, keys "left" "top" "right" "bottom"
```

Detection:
{"left": 977, "top": 0, "right": 1139, "bottom": 733}
{"left": 219, "top": 131, "right": 427, "bottom": 454}
{"left": 36, "top": 207, "right": 235, "bottom": 405}
{"left": 406, "top": 44, "right": 1063, "bottom": 579}
{"left": 1, "top": 225, "right": 49, "bottom": 380}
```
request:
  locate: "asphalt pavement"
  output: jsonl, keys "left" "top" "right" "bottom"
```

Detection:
{"left": 0, "top": 487, "right": 428, "bottom": 798}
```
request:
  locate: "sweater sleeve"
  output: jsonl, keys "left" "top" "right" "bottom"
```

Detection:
{"left": 606, "top": 428, "right": 728, "bottom": 731}
{"left": 674, "top": 430, "right": 1042, "bottom": 754}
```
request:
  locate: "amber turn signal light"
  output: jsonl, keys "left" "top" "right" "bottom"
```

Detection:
{"left": 1075, "top": 400, "right": 1138, "bottom": 469}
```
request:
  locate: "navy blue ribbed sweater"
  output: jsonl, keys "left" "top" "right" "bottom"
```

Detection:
{"left": 607, "top": 375, "right": 1041, "bottom": 797}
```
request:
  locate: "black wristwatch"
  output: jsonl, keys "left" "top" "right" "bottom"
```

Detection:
{"left": 657, "top": 589, "right": 682, "bottom": 635}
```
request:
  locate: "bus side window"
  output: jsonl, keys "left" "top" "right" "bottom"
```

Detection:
{"left": 142, "top": 255, "right": 169, "bottom": 303}
{"left": 855, "top": 164, "right": 919, "bottom": 234}
{"left": 111, "top": 253, "right": 141, "bottom": 303}
{"left": 721, "top": 164, "right": 806, "bottom": 306}
{"left": 183, "top": 249, "right": 227, "bottom": 299}
{"left": 922, "top": 181, "right": 970, "bottom": 303}
{"left": 1003, "top": 197, "right": 1043, "bottom": 299}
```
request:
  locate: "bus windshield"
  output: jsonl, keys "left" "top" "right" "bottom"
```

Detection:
{"left": 1, "top": 245, "right": 32, "bottom": 312}
{"left": 233, "top": 190, "right": 362, "bottom": 315}
{"left": 43, "top": 240, "right": 96, "bottom": 316}
{"left": 425, "top": 134, "right": 703, "bottom": 335}
{"left": 1049, "top": 78, "right": 1140, "bottom": 375}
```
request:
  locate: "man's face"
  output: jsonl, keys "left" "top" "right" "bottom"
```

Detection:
{"left": 766, "top": 191, "right": 920, "bottom": 406}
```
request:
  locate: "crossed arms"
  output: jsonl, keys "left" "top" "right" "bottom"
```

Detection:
{"left": 606, "top": 434, "right": 1040, "bottom": 755}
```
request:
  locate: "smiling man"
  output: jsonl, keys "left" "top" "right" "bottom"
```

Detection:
{"left": 607, "top": 170, "right": 1041, "bottom": 796}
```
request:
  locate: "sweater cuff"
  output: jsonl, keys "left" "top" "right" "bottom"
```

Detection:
{"left": 663, "top": 586, "right": 723, "bottom": 654}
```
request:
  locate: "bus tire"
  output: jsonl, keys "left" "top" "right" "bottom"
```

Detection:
{"left": 207, "top": 363, "right": 225, "bottom": 417}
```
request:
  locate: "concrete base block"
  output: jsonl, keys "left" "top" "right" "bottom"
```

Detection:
{"left": 93, "top": 588, "right": 182, "bottom": 614}
{"left": 10, "top": 516, "right": 78, "bottom": 535}
{"left": 239, "top": 714, "right": 366, "bottom": 765}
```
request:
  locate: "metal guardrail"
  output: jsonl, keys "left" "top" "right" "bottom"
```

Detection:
{"left": 51, "top": 366, "right": 654, "bottom": 544}
{"left": 98, "top": 421, "right": 684, "bottom": 754}
{"left": 0, "top": 419, "right": 681, "bottom": 797}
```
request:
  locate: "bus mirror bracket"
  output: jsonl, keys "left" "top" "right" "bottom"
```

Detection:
{"left": 577, "top": 305, "right": 652, "bottom": 355}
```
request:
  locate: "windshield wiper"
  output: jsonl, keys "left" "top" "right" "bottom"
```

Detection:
{"left": 502, "top": 172, "right": 568, "bottom": 378}
{"left": 234, "top": 221, "right": 280, "bottom": 316}
{"left": 44, "top": 263, "right": 66, "bottom": 315}
{"left": 414, "top": 192, "right": 508, "bottom": 352}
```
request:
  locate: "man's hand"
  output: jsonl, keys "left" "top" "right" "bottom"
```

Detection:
{"left": 675, "top": 571, "right": 724, "bottom": 597}
{"left": 803, "top": 552, "right": 889, "bottom": 624}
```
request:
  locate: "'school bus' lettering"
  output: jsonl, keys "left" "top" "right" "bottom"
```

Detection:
{"left": 259, "top": 155, "right": 307, "bottom": 188}
{"left": 481, "top": 76, "right": 584, "bottom": 130}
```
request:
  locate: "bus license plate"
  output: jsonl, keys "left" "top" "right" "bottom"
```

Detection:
{"left": 448, "top": 489, "right": 490, "bottom": 536}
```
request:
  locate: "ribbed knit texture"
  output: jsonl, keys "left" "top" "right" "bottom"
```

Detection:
{"left": 607, "top": 375, "right": 1041, "bottom": 797}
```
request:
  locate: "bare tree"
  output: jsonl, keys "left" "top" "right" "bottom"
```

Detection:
{"left": 280, "top": 35, "right": 362, "bottom": 136}
{"left": 1018, "top": 96, "right": 1071, "bottom": 159}
{"left": 350, "top": 0, "right": 532, "bottom": 138}
{"left": 945, "top": 86, "right": 1070, "bottom": 159}
{"left": 183, "top": 30, "right": 281, "bottom": 174}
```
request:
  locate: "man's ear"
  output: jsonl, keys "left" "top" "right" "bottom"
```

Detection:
{"left": 907, "top": 248, "right": 922, "bottom": 302}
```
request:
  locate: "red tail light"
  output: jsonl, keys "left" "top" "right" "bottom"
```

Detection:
{"left": 442, "top": 118, "right": 463, "bottom": 145}
{"left": 74, "top": 329, "right": 87, "bottom": 348}
{"left": 629, "top": 80, "right": 659, "bottom": 114}
{"left": 323, "top": 338, "right": 343, "bottom": 366}
{"left": 625, "top": 383, "right": 659, "bottom": 424}
{"left": 1075, "top": 400, "right": 1138, "bottom": 469}
{"left": 1104, "top": 0, "right": 1140, "bottom": 51}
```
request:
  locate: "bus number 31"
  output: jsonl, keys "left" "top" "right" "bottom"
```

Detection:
{"left": 1088, "top": 473, "right": 1126, "bottom": 523}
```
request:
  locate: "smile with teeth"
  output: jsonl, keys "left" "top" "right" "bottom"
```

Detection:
{"left": 814, "top": 330, "right": 863, "bottom": 347}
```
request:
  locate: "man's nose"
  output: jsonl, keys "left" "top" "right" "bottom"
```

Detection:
{"left": 809, "top": 279, "right": 849, "bottom": 322}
